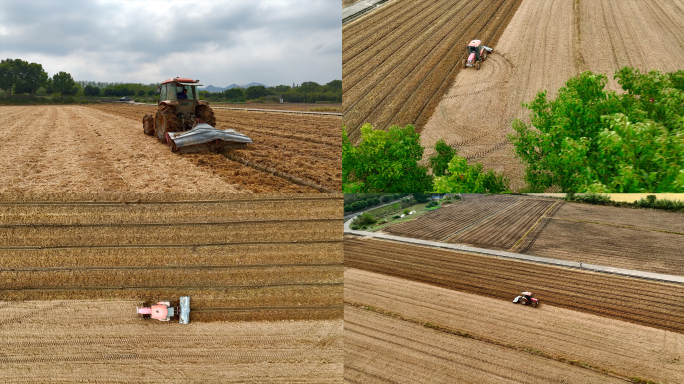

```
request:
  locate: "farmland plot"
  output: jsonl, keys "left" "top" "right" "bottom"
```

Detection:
{"left": 0, "top": 195, "right": 343, "bottom": 322}
{"left": 345, "top": 269, "right": 684, "bottom": 384}
{"left": 0, "top": 104, "right": 340, "bottom": 193}
{"left": 342, "top": 0, "right": 522, "bottom": 143}
{"left": 382, "top": 194, "right": 519, "bottom": 241}
{"left": 344, "top": 237, "right": 684, "bottom": 332}
{"left": 0, "top": 300, "right": 343, "bottom": 383}
{"left": 420, "top": 0, "right": 684, "bottom": 190}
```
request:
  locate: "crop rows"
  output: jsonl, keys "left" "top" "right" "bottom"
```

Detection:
{"left": 344, "top": 237, "right": 684, "bottom": 332}
{"left": 0, "top": 196, "right": 343, "bottom": 322}
{"left": 343, "top": 0, "right": 522, "bottom": 142}
{"left": 449, "top": 199, "right": 558, "bottom": 250}
{"left": 382, "top": 195, "right": 518, "bottom": 240}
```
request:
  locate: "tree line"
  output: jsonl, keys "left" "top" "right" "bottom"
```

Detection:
{"left": 202, "top": 80, "right": 342, "bottom": 103}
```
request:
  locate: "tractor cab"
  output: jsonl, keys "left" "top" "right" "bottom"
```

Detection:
{"left": 468, "top": 40, "right": 482, "bottom": 60}
{"left": 157, "top": 77, "right": 203, "bottom": 115}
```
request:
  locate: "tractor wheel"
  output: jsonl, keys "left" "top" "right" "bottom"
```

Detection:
{"left": 483, "top": 52, "right": 488, "bottom": 61}
{"left": 195, "top": 105, "right": 217, "bottom": 127}
{"left": 142, "top": 113, "right": 155, "bottom": 136}
{"left": 519, "top": 297, "right": 528, "bottom": 305}
{"left": 531, "top": 302, "right": 537, "bottom": 308}
{"left": 462, "top": 59, "right": 466, "bottom": 69}
{"left": 475, "top": 61, "right": 481, "bottom": 70}
{"left": 155, "top": 105, "right": 181, "bottom": 143}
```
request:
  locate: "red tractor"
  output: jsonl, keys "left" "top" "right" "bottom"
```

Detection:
{"left": 462, "top": 39, "right": 493, "bottom": 70}
{"left": 513, "top": 291, "right": 539, "bottom": 308}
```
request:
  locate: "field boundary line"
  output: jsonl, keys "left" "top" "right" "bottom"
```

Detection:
{"left": 211, "top": 106, "right": 342, "bottom": 116}
{"left": 344, "top": 226, "right": 684, "bottom": 285}
{"left": 342, "top": 0, "right": 393, "bottom": 25}
{"left": 439, "top": 199, "right": 520, "bottom": 242}
{"left": 196, "top": 305, "right": 343, "bottom": 312}
{"left": 345, "top": 303, "right": 631, "bottom": 382}
{"left": 0, "top": 196, "right": 340, "bottom": 205}
{"left": 0, "top": 218, "right": 340, "bottom": 229}
{"left": 509, "top": 201, "right": 561, "bottom": 252}
{"left": 0, "top": 282, "right": 343, "bottom": 293}
{"left": 550, "top": 217, "right": 684, "bottom": 236}
{"left": 0, "top": 240, "right": 342, "bottom": 251}
{"left": 1, "top": 263, "right": 344, "bottom": 273}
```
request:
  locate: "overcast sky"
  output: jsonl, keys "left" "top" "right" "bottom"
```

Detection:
{"left": 0, "top": 0, "right": 341, "bottom": 87}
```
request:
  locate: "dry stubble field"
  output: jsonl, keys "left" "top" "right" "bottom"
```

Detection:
{"left": 382, "top": 194, "right": 684, "bottom": 275}
{"left": 345, "top": 269, "right": 684, "bottom": 384}
{"left": 419, "top": 0, "right": 684, "bottom": 190}
{"left": 0, "top": 300, "right": 342, "bottom": 383}
{"left": 342, "top": 0, "right": 521, "bottom": 143}
{"left": 0, "top": 194, "right": 343, "bottom": 322}
{"left": 0, "top": 103, "right": 340, "bottom": 193}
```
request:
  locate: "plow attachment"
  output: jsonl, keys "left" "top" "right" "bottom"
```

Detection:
{"left": 179, "top": 296, "right": 190, "bottom": 324}
{"left": 512, "top": 296, "right": 522, "bottom": 303}
{"left": 166, "top": 123, "right": 252, "bottom": 154}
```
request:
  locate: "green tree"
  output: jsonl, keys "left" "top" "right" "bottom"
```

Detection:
{"left": 429, "top": 139, "right": 457, "bottom": 177}
{"left": 412, "top": 193, "right": 431, "bottom": 203}
{"left": 84, "top": 85, "right": 100, "bottom": 96}
{"left": 52, "top": 71, "right": 77, "bottom": 95}
{"left": 245, "top": 85, "right": 267, "bottom": 99}
{"left": 510, "top": 68, "right": 684, "bottom": 192}
{"left": 138, "top": 90, "right": 145, "bottom": 96}
{"left": 325, "top": 79, "right": 342, "bottom": 90}
{"left": 147, "top": 89, "right": 155, "bottom": 96}
{"left": 343, "top": 124, "right": 433, "bottom": 193}
{"left": 433, "top": 156, "right": 509, "bottom": 193}
{"left": 0, "top": 59, "right": 48, "bottom": 95}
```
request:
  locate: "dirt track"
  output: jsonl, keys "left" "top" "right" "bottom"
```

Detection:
{"left": 342, "top": 0, "right": 521, "bottom": 143}
{"left": 0, "top": 195, "right": 343, "bottom": 322}
{"left": 0, "top": 300, "right": 343, "bottom": 383}
{"left": 0, "top": 104, "right": 340, "bottom": 192}
{"left": 344, "top": 237, "right": 684, "bottom": 333}
{"left": 345, "top": 269, "right": 684, "bottom": 384}
{"left": 382, "top": 194, "right": 684, "bottom": 275}
{"left": 420, "top": 0, "right": 684, "bottom": 190}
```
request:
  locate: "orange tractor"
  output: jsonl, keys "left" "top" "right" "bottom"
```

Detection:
{"left": 462, "top": 40, "right": 493, "bottom": 70}
{"left": 142, "top": 77, "right": 252, "bottom": 153}
{"left": 137, "top": 296, "right": 190, "bottom": 324}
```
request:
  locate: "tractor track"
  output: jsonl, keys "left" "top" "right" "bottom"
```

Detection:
{"left": 0, "top": 282, "right": 343, "bottom": 292}
{"left": 0, "top": 217, "right": 339, "bottom": 229}
{"left": 0, "top": 239, "right": 341, "bottom": 251}
{"left": 0, "top": 196, "right": 339, "bottom": 206}
{"left": 0, "top": 263, "right": 343, "bottom": 273}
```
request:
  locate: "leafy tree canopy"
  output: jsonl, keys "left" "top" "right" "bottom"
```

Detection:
{"left": 343, "top": 124, "right": 433, "bottom": 193}
{"left": 510, "top": 67, "right": 684, "bottom": 192}
{"left": 52, "top": 71, "right": 77, "bottom": 95}
{"left": 0, "top": 58, "right": 48, "bottom": 95}
{"left": 433, "top": 156, "right": 509, "bottom": 193}
{"left": 429, "top": 139, "right": 456, "bottom": 177}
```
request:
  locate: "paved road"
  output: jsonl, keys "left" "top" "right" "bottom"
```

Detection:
{"left": 343, "top": 198, "right": 406, "bottom": 220}
{"left": 344, "top": 220, "right": 684, "bottom": 285}
{"left": 343, "top": 0, "right": 391, "bottom": 23}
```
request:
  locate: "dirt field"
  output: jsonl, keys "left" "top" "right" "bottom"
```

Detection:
{"left": 381, "top": 194, "right": 684, "bottom": 275}
{"left": 345, "top": 269, "right": 684, "bottom": 384}
{"left": 0, "top": 300, "right": 343, "bottom": 383}
{"left": 342, "top": 0, "right": 522, "bottom": 143}
{"left": 344, "top": 237, "right": 684, "bottom": 332}
{"left": 212, "top": 103, "right": 343, "bottom": 112}
{"left": 420, "top": 0, "right": 684, "bottom": 190}
{"left": 342, "top": 0, "right": 363, "bottom": 8}
{"left": 0, "top": 104, "right": 340, "bottom": 193}
{"left": 0, "top": 195, "right": 343, "bottom": 322}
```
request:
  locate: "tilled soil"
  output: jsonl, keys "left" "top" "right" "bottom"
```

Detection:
{"left": 345, "top": 306, "right": 625, "bottom": 384}
{"left": 0, "top": 300, "right": 343, "bottom": 383}
{"left": 345, "top": 269, "right": 684, "bottom": 384}
{"left": 342, "top": 0, "right": 522, "bottom": 143}
{"left": 381, "top": 195, "right": 684, "bottom": 274}
{"left": 420, "top": 0, "right": 684, "bottom": 190}
{"left": 85, "top": 103, "right": 341, "bottom": 191}
{"left": 344, "top": 237, "right": 684, "bottom": 333}
{"left": 212, "top": 103, "right": 342, "bottom": 112}
{"left": 0, "top": 195, "right": 343, "bottom": 322}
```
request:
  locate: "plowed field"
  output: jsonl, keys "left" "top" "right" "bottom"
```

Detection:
{"left": 0, "top": 104, "right": 340, "bottom": 193}
{"left": 0, "top": 195, "right": 343, "bottom": 322}
{"left": 345, "top": 269, "right": 684, "bottom": 384}
{"left": 342, "top": 0, "right": 522, "bottom": 143}
{"left": 420, "top": 0, "right": 684, "bottom": 190}
{"left": 381, "top": 195, "right": 684, "bottom": 274}
{"left": 0, "top": 300, "right": 343, "bottom": 383}
{"left": 344, "top": 237, "right": 684, "bottom": 333}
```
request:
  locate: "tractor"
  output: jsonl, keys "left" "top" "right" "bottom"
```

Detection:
{"left": 513, "top": 291, "right": 539, "bottom": 308}
{"left": 137, "top": 296, "right": 190, "bottom": 324}
{"left": 462, "top": 40, "right": 493, "bottom": 70}
{"left": 142, "top": 77, "right": 252, "bottom": 153}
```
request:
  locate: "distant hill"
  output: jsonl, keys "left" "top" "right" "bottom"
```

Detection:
{"left": 200, "top": 83, "right": 267, "bottom": 93}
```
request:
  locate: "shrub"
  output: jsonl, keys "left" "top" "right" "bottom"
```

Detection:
{"left": 426, "top": 201, "right": 439, "bottom": 208}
